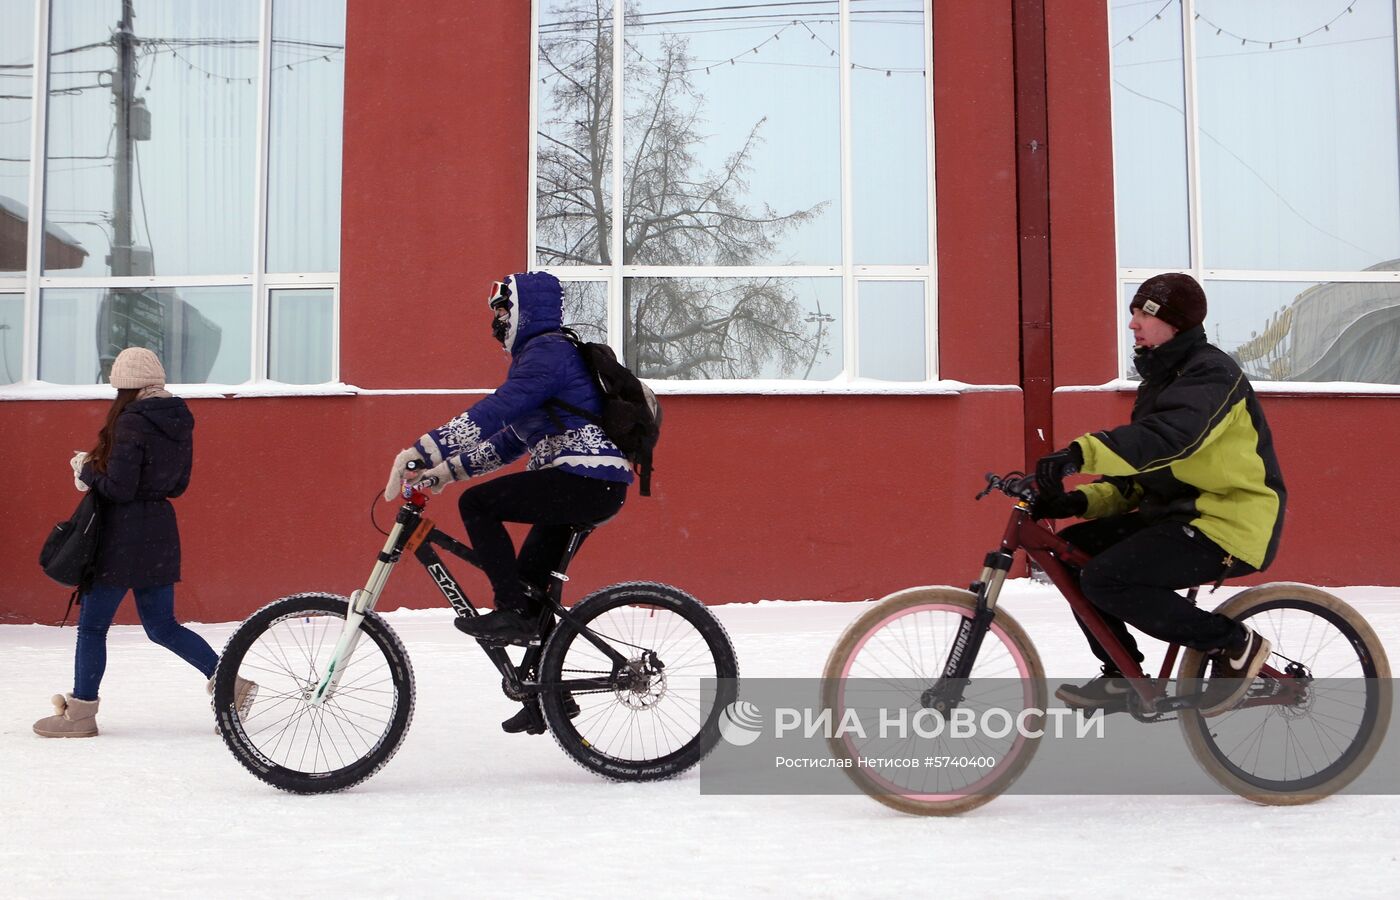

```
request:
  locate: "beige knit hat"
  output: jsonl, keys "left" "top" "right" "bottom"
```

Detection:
{"left": 109, "top": 347, "right": 167, "bottom": 390}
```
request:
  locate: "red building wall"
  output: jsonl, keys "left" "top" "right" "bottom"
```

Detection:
{"left": 1, "top": 2, "right": 1393, "bottom": 625}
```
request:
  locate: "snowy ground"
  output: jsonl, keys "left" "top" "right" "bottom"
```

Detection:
{"left": 2, "top": 581, "right": 1398, "bottom": 898}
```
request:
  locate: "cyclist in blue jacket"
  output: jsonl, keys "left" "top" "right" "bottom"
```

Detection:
{"left": 384, "top": 272, "right": 632, "bottom": 732}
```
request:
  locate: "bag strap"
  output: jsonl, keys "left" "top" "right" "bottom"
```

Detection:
{"left": 60, "top": 588, "right": 81, "bottom": 627}
{"left": 546, "top": 396, "right": 599, "bottom": 424}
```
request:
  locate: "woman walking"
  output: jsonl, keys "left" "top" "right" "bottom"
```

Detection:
{"left": 33, "top": 347, "right": 244, "bottom": 737}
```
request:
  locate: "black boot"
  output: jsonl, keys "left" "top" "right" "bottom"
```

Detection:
{"left": 454, "top": 608, "right": 537, "bottom": 644}
{"left": 500, "top": 693, "right": 581, "bottom": 736}
{"left": 501, "top": 703, "right": 546, "bottom": 735}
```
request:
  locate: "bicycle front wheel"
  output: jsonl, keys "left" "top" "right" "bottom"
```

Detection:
{"left": 1177, "top": 583, "right": 1391, "bottom": 804}
{"left": 538, "top": 582, "right": 738, "bottom": 782}
{"left": 822, "top": 586, "right": 1046, "bottom": 816}
{"left": 213, "top": 593, "right": 416, "bottom": 794}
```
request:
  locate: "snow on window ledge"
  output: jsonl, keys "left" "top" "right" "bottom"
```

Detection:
{"left": 2, "top": 380, "right": 1020, "bottom": 401}
{"left": 0, "top": 381, "right": 360, "bottom": 401}
{"left": 647, "top": 379, "right": 1019, "bottom": 396}
{"left": 1056, "top": 379, "right": 1400, "bottom": 396}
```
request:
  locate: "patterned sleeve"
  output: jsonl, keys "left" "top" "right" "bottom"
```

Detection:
{"left": 441, "top": 425, "right": 528, "bottom": 480}
{"left": 413, "top": 338, "right": 568, "bottom": 476}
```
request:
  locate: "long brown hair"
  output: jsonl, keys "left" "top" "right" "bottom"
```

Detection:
{"left": 90, "top": 388, "right": 141, "bottom": 473}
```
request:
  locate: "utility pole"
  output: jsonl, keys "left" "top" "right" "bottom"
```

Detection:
{"left": 111, "top": 0, "right": 136, "bottom": 276}
{"left": 102, "top": 0, "right": 161, "bottom": 381}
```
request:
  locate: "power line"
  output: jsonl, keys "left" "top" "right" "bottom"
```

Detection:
{"left": 561, "top": 16, "right": 925, "bottom": 78}
{"left": 1114, "top": 0, "right": 1365, "bottom": 50}
{"left": 1113, "top": 78, "right": 1382, "bottom": 262}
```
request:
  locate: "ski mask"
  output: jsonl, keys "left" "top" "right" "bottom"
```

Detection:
{"left": 488, "top": 278, "right": 513, "bottom": 347}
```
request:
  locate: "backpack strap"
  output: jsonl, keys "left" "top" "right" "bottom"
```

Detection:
{"left": 546, "top": 396, "right": 598, "bottom": 423}
{"left": 544, "top": 397, "right": 601, "bottom": 438}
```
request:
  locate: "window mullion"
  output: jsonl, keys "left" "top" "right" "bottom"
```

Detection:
{"left": 839, "top": 0, "right": 855, "bottom": 382}
{"left": 527, "top": 0, "right": 541, "bottom": 270}
{"left": 23, "top": 0, "right": 53, "bottom": 384}
{"left": 1181, "top": 1, "right": 1204, "bottom": 286}
{"left": 251, "top": 0, "right": 274, "bottom": 383}
{"left": 923, "top": 0, "right": 937, "bottom": 381}
{"left": 609, "top": 0, "right": 625, "bottom": 354}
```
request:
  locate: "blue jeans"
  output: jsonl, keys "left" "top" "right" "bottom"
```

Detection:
{"left": 73, "top": 583, "right": 219, "bottom": 701}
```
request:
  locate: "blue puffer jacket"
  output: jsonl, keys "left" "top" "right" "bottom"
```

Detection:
{"left": 415, "top": 272, "right": 633, "bottom": 484}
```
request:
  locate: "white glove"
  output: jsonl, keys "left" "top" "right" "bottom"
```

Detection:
{"left": 384, "top": 448, "right": 419, "bottom": 501}
{"left": 71, "top": 451, "right": 90, "bottom": 492}
{"left": 407, "top": 459, "right": 454, "bottom": 494}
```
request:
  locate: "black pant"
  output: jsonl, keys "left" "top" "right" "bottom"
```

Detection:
{"left": 1059, "top": 514, "right": 1252, "bottom": 671}
{"left": 458, "top": 468, "right": 627, "bottom": 615}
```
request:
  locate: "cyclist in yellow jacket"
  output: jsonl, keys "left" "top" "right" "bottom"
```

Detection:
{"left": 1033, "top": 273, "right": 1286, "bottom": 717}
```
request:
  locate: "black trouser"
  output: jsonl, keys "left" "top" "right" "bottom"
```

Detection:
{"left": 1059, "top": 514, "right": 1253, "bottom": 671}
{"left": 458, "top": 468, "right": 627, "bottom": 615}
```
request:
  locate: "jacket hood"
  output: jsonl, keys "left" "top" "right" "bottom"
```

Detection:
{"left": 503, "top": 271, "right": 563, "bottom": 354}
{"left": 128, "top": 396, "right": 194, "bottom": 441}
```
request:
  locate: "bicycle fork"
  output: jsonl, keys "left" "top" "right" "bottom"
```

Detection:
{"left": 309, "top": 518, "right": 406, "bottom": 707}
{"left": 922, "top": 550, "right": 1014, "bottom": 713}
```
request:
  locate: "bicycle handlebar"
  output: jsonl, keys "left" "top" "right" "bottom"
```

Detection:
{"left": 401, "top": 458, "right": 439, "bottom": 502}
{"left": 975, "top": 471, "right": 1039, "bottom": 503}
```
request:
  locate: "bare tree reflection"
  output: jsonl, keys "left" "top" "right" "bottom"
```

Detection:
{"left": 536, "top": 0, "right": 828, "bottom": 378}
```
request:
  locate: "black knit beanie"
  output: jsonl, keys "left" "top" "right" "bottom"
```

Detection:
{"left": 1130, "top": 273, "right": 1207, "bottom": 331}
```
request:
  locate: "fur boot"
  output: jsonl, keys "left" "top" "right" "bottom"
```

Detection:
{"left": 33, "top": 693, "right": 99, "bottom": 738}
{"left": 207, "top": 675, "right": 259, "bottom": 733}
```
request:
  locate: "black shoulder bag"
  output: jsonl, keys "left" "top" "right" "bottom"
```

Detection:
{"left": 38, "top": 491, "right": 102, "bottom": 623}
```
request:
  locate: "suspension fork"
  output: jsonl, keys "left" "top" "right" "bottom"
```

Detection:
{"left": 310, "top": 510, "right": 414, "bottom": 707}
{"left": 922, "top": 548, "right": 1015, "bottom": 713}
{"left": 945, "top": 549, "right": 1014, "bottom": 680}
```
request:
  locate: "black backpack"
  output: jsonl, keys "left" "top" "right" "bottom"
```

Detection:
{"left": 39, "top": 491, "right": 101, "bottom": 588}
{"left": 549, "top": 328, "right": 662, "bottom": 496}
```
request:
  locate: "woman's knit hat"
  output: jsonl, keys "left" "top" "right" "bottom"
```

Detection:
{"left": 109, "top": 347, "right": 167, "bottom": 390}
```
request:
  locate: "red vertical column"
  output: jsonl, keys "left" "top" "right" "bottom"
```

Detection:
{"left": 1011, "top": 0, "right": 1054, "bottom": 467}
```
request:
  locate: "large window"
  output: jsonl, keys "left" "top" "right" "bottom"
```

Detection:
{"left": 1110, "top": 0, "right": 1400, "bottom": 383}
{"left": 0, "top": 0, "right": 344, "bottom": 387}
{"left": 532, "top": 0, "right": 935, "bottom": 384}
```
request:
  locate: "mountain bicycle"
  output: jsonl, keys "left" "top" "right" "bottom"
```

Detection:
{"left": 822, "top": 471, "right": 1391, "bottom": 816}
{"left": 212, "top": 462, "right": 739, "bottom": 793}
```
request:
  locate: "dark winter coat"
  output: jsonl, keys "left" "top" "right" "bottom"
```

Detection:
{"left": 416, "top": 271, "right": 633, "bottom": 483}
{"left": 1071, "top": 326, "right": 1287, "bottom": 570}
{"left": 80, "top": 396, "right": 194, "bottom": 588}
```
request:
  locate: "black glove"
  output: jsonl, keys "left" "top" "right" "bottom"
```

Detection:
{"left": 1030, "top": 489, "right": 1087, "bottom": 520}
{"left": 1035, "top": 443, "right": 1084, "bottom": 494}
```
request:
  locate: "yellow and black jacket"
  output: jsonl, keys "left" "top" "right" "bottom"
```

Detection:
{"left": 1071, "top": 326, "right": 1286, "bottom": 570}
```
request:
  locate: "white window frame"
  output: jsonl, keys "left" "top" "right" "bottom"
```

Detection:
{"left": 527, "top": 0, "right": 943, "bottom": 393}
{"left": 0, "top": 0, "right": 344, "bottom": 396}
{"left": 1109, "top": 0, "right": 1400, "bottom": 388}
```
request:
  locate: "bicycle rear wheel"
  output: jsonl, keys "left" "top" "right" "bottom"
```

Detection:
{"left": 538, "top": 582, "right": 738, "bottom": 782}
{"left": 1178, "top": 584, "right": 1392, "bottom": 804}
{"left": 822, "top": 587, "right": 1046, "bottom": 816}
{"left": 213, "top": 593, "right": 416, "bottom": 794}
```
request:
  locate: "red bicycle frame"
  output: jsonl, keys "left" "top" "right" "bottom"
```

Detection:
{"left": 986, "top": 491, "right": 1299, "bottom": 712}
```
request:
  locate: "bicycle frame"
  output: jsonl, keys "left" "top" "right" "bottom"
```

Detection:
{"left": 310, "top": 485, "right": 630, "bottom": 706}
{"left": 950, "top": 483, "right": 1303, "bottom": 714}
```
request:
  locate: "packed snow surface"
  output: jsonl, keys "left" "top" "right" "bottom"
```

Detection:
{"left": 2, "top": 581, "right": 1398, "bottom": 898}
